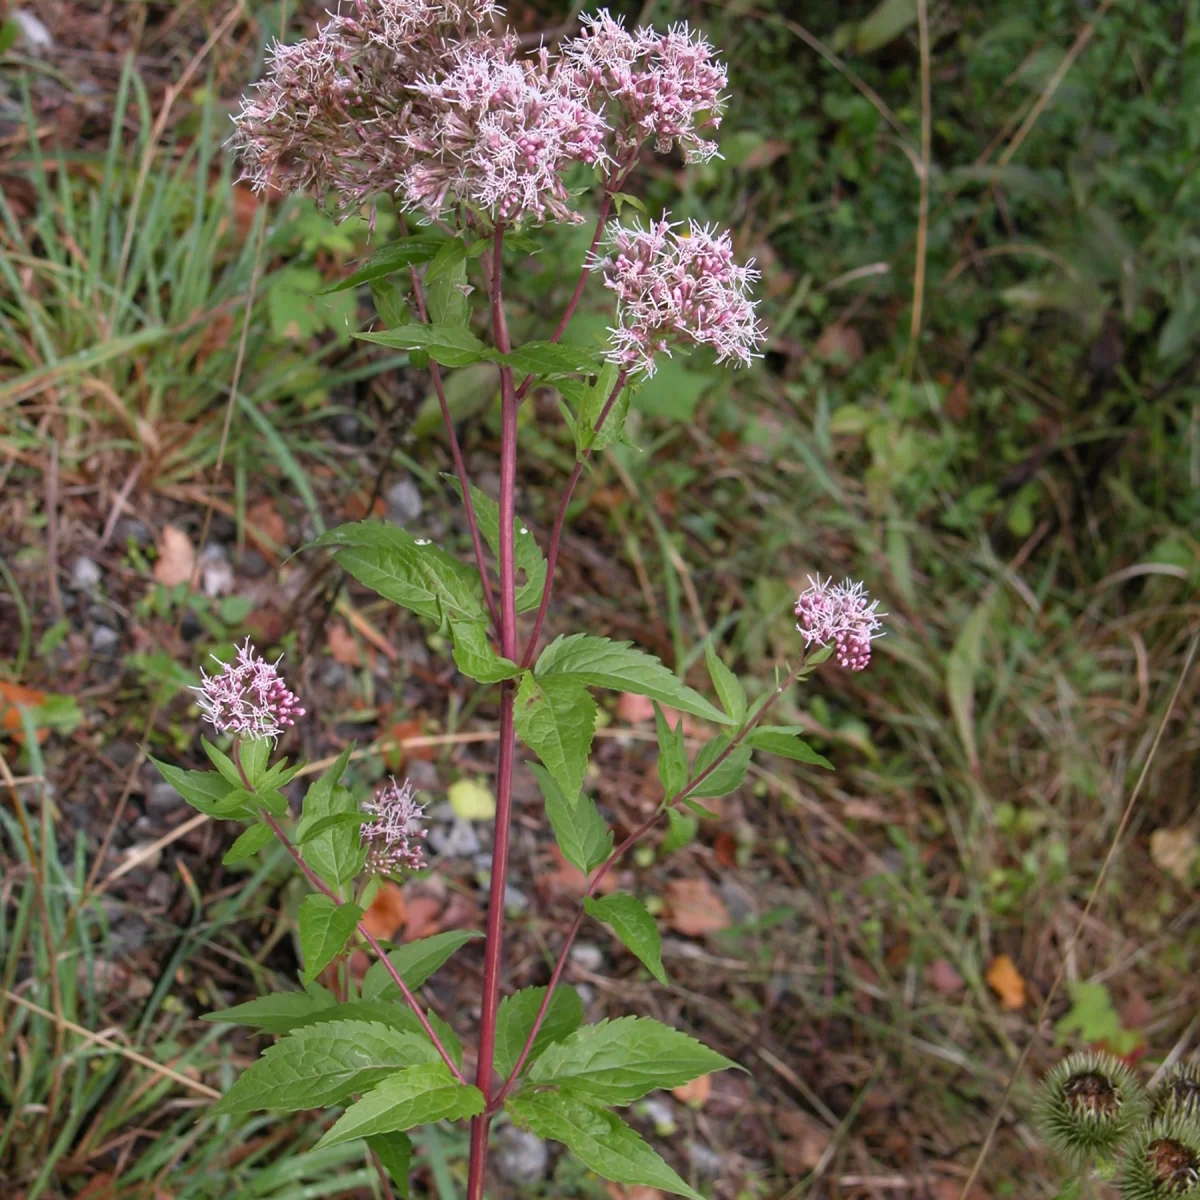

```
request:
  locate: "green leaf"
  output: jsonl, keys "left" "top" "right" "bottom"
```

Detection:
{"left": 361, "top": 930, "right": 483, "bottom": 1001}
{"left": 312, "top": 521, "right": 484, "bottom": 626}
{"left": 577, "top": 361, "right": 631, "bottom": 456}
{"left": 148, "top": 758, "right": 245, "bottom": 818}
{"left": 704, "top": 641, "right": 746, "bottom": 725}
{"left": 222, "top": 822, "right": 275, "bottom": 866}
{"left": 201, "top": 738, "right": 243, "bottom": 788}
{"left": 201, "top": 990, "right": 335, "bottom": 1033}
{"left": 296, "top": 812, "right": 370, "bottom": 844}
{"left": 514, "top": 674, "right": 597, "bottom": 801}
{"left": 356, "top": 325, "right": 488, "bottom": 368}
{"left": 660, "top": 807, "right": 698, "bottom": 855}
{"left": 688, "top": 736, "right": 751, "bottom": 799}
{"left": 367, "top": 1131, "right": 412, "bottom": 1198}
{"left": 239, "top": 738, "right": 271, "bottom": 786}
{"left": 526, "top": 1016, "right": 737, "bottom": 1105}
{"left": 653, "top": 703, "right": 689, "bottom": 798}
{"left": 316, "top": 1063, "right": 485, "bottom": 1148}
{"left": 450, "top": 619, "right": 523, "bottom": 683}
{"left": 212, "top": 1020, "right": 443, "bottom": 1115}
{"left": 276, "top": 1002, "right": 463, "bottom": 1067}
{"left": 536, "top": 634, "right": 731, "bottom": 726}
{"left": 529, "top": 763, "right": 611, "bottom": 876}
{"left": 584, "top": 894, "right": 667, "bottom": 986}
{"left": 423, "top": 237, "right": 468, "bottom": 286}
{"left": 445, "top": 478, "right": 546, "bottom": 613}
{"left": 296, "top": 744, "right": 367, "bottom": 887}
{"left": 370, "top": 278, "right": 410, "bottom": 329}
{"left": 743, "top": 727, "right": 833, "bottom": 769}
{"left": 298, "top": 894, "right": 363, "bottom": 985}
{"left": 833, "top": 0, "right": 917, "bottom": 54}
{"left": 501, "top": 341, "right": 600, "bottom": 378}
{"left": 507, "top": 1092, "right": 702, "bottom": 1200}
{"left": 324, "top": 235, "right": 446, "bottom": 292}
{"left": 425, "top": 242, "right": 471, "bottom": 327}
{"left": 494, "top": 985, "right": 586, "bottom": 1080}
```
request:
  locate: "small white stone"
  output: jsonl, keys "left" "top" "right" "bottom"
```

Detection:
{"left": 415, "top": 538, "right": 431, "bottom": 546}
{"left": 13, "top": 10, "right": 53, "bottom": 53}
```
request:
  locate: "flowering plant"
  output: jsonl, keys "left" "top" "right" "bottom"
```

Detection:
{"left": 154, "top": 3, "right": 884, "bottom": 1195}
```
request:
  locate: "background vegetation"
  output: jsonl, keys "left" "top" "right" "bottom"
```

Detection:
{"left": 2, "top": 0, "right": 1198, "bottom": 1197}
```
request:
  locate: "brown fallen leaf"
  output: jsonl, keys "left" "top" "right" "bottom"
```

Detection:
{"left": 361, "top": 881, "right": 407, "bottom": 940}
{"left": 154, "top": 524, "right": 196, "bottom": 588}
{"left": 404, "top": 895, "right": 441, "bottom": 942}
{"left": 1150, "top": 827, "right": 1197, "bottom": 885}
{"left": 664, "top": 878, "right": 731, "bottom": 937}
{"left": 776, "top": 1108, "right": 830, "bottom": 1174}
{"left": 0, "top": 680, "right": 48, "bottom": 742}
{"left": 327, "top": 622, "right": 362, "bottom": 667}
{"left": 814, "top": 323, "right": 864, "bottom": 372}
{"left": 672, "top": 1074, "right": 711, "bottom": 1108}
{"left": 985, "top": 953, "right": 1026, "bottom": 1009}
{"left": 247, "top": 498, "right": 287, "bottom": 556}
{"left": 926, "top": 958, "right": 965, "bottom": 996}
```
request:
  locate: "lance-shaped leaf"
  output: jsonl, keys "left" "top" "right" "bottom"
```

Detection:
{"left": 514, "top": 674, "right": 597, "bottom": 801}
{"left": 202, "top": 989, "right": 336, "bottom": 1033}
{"left": 356, "top": 324, "right": 487, "bottom": 368}
{"left": 324, "top": 235, "right": 446, "bottom": 292}
{"left": 272, "top": 1002, "right": 463, "bottom": 1067}
{"left": 584, "top": 894, "right": 667, "bottom": 986}
{"left": 450, "top": 620, "right": 523, "bottom": 684}
{"left": 494, "top": 985, "right": 586, "bottom": 1080}
{"left": 361, "top": 930, "right": 483, "bottom": 1001}
{"left": 688, "top": 735, "right": 751, "bottom": 799}
{"left": 744, "top": 726, "right": 833, "bottom": 769}
{"left": 296, "top": 745, "right": 366, "bottom": 887}
{"left": 222, "top": 822, "right": 274, "bottom": 866}
{"left": 298, "top": 894, "right": 363, "bottom": 985}
{"left": 367, "top": 1131, "right": 413, "bottom": 1198}
{"left": 530, "top": 763, "right": 610, "bottom": 876}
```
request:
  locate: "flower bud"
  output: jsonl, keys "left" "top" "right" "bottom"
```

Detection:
{"left": 1120, "top": 1113, "right": 1200, "bottom": 1200}
{"left": 1035, "top": 1051, "right": 1148, "bottom": 1165}
{"left": 1152, "top": 1065, "right": 1200, "bottom": 1124}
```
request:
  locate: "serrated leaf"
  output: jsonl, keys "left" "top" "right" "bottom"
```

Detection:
{"left": 514, "top": 675, "right": 597, "bottom": 801}
{"left": 507, "top": 1092, "right": 702, "bottom": 1200}
{"left": 653, "top": 703, "right": 689, "bottom": 798}
{"left": 425, "top": 243, "right": 471, "bottom": 327}
{"left": 423, "top": 237, "right": 468, "bottom": 286}
{"left": 316, "top": 1063, "right": 485, "bottom": 1148}
{"left": 298, "top": 894, "right": 363, "bottom": 985}
{"left": 201, "top": 738, "right": 243, "bottom": 788}
{"left": 688, "top": 736, "right": 751, "bottom": 799}
{"left": 744, "top": 727, "right": 833, "bottom": 769}
{"left": 296, "top": 745, "right": 367, "bottom": 887}
{"left": 324, "top": 235, "right": 446, "bottom": 292}
{"left": 584, "top": 894, "right": 667, "bottom": 986}
{"left": 529, "top": 763, "right": 611, "bottom": 876}
{"left": 501, "top": 341, "right": 600, "bottom": 377}
{"left": 223, "top": 822, "right": 274, "bottom": 866}
{"left": 661, "top": 807, "right": 698, "bottom": 855}
{"left": 275, "top": 1001, "right": 463, "bottom": 1067}
{"left": 704, "top": 641, "right": 746, "bottom": 725}
{"left": 577, "top": 361, "right": 631, "bottom": 456}
{"left": 356, "top": 325, "right": 488, "bottom": 368}
{"left": 536, "top": 634, "right": 731, "bottom": 726}
{"left": 148, "top": 758, "right": 244, "bottom": 818}
{"left": 201, "top": 990, "right": 336, "bottom": 1033}
{"left": 681, "top": 797, "right": 721, "bottom": 820}
{"left": 370, "top": 278, "right": 410, "bottom": 328}
{"left": 445, "top": 478, "right": 546, "bottom": 613}
{"left": 212, "top": 1021, "right": 443, "bottom": 1115}
{"left": 527, "top": 1016, "right": 737, "bottom": 1105}
{"left": 361, "top": 930, "right": 483, "bottom": 1001}
{"left": 494, "top": 985, "right": 586, "bottom": 1080}
{"left": 367, "top": 1131, "right": 412, "bottom": 1198}
{"left": 239, "top": 739, "right": 271, "bottom": 785}
{"left": 296, "top": 812, "right": 370, "bottom": 844}
{"left": 450, "top": 619, "right": 523, "bottom": 683}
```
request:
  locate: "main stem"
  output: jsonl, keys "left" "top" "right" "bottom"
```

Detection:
{"left": 467, "top": 225, "right": 519, "bottom": 1200}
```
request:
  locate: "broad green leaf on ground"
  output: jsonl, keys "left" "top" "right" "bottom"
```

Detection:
{"left": 266, "top": 1001, "right": 463, "bottom": 1066}
{"left": 654, "top": 703, "right": 689, "bottom": 798}
{"left": 494, "top": 985, "right": 586, "bottom": 1080}
{"left": 688, "top": 736, "right": 751, "bottom": 799}
{"left": 584, "top": 894, "right": 667, "bottom": 986}
{"left": 535, "top": 634, "right": 731, "bottom": 726}
{"left": 222, "top": 822, "right": 274, "bottom": 866}
{"left": 316, "top": 1063, "right": 485, "bottom": 1147}
{"left": 526, "top": 1016, "right": 737, "bottom": 1105}
{"left": 445, "top": 478, "right": 546, "bottom": 613}
{"left": 356, "top": 324, "right": 487, "bottom": 368}
{"left": 744, "top": 727, "right": 833, "bottom": 769}
{"left": 148, "top": 759, "right": 246, "bottom": 818}
{"left": 298, "top": 894, "right": 363, "bottom": 985}
{"left": 324, "top": 235, "right": 446, "bottom": 292}
{"left": 361, "top": 930, "right": 483, "bottom": 1001}
{"left": 450, "top": 619, "right": 523, "bottom": 683}
{"left": 501, "top": 341, "right": 601, "bottom": 378}
{"left": 704, "top": 640, "right": 746, "bottom": 725}
{"left": 367, "top": 1131, "right": 412, "bottom": 1198}
{"left": 201, "top": 990, "right": 335, "bottom": 1033}
{"left": 514, "top": 674, "right": 597, "bottom": 801}
{"left": 212, "top": 1021, "right": 442, "bottom": 1115}
{"left": 296, "top": 744, "right": 366, "bottom": 887}
{"left": 529, "top": 762, "right": 611, "bottom": 876}
{"left": 507, "top": 1092, "right": 702, "bottom": 1200}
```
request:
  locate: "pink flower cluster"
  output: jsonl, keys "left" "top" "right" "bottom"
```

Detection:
{"left": 362, "top": 777, "right": 428, "bottom": 875}
{"left": 193, "top": 640, "right": 305, "bottom": 741}
{"left": 794, "top": 577, "right": 885, "bottom": 672}
{"left": 563, "top": 9, "right": 728, "bottom": 163}
{"left": 598, "top": 217, "right": 766, "bottom": 375}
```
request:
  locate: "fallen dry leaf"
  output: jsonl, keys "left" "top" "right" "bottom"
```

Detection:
{"left": 0, "top": 680, "right": 48, "bottom": 742}
{"left": 986, "top": 953, "right": 1026, "bottom": 1009}
{"left": 344, "top": 488, "right": 387, "bottom": 521}
{"left": 538, "top": 846, "right": 620, "bottom": 901}
{"left": 713, "top": 831, "right": 737, "bottom": 868}
{"left": 404, "top": 895, "right": 441, "bottom": 942}
{"left": 946, "top": 378, "right": 971, "bottom": 421}
{"left": 327, "top": 622, "right": 362, "bottom": 667}
{"left": 776, "top": 1108, "right": 830, "bottom": 1174}
{"left": 616, "top": 693, "right": 711, "bottom": 738}
{"left": 814, "top": 323, "right": 864, "bottom": 372}
{"left": 741, "top": 139, "right": 791, "bottom": 170}
{"left": 153, "top": 524, "right": 195, "bottom": 588}
{"left": 385, "top": 718, "right": 435, "bottom": 772}
{"left": 247, "top": 498, "right": 287, "bottom": 555}
{"left": 926, "top": 958, "right": 965, "bottom": 996}
{"left": 361, "top": 881, "right": 407, "bottom": 940}
{"left": 841, "top": 798, "right": 888, "bottom": 822}
{"left": 672, "top": 1074, "right": 711, "bottom": 1108}
{"left": 1150, "top": 826, "right": 1197, "bottom": 885}
{"left": 607, "top": 1187, "right": 663, "bottom": 1200}
{"left": 664, "top": 878, "right": 731, "bottom": 937}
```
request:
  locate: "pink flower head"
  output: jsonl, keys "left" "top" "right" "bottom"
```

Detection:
{"left": 565, "top": 10, "right": 728, "bottom": 162}
{"left": 402, "top": 38, "right": 610, "bottom": 224}
{"left": 362, "top": 777, "right": 428, "bottom": 875}
{"left": 193, "top": 639, "right": 305, "bottom": 740}
{"left": 598, "top": 216, "right": 766, "bottom": 375}
{"left": 794, "top": 576, "right": 886, "bottom": 672}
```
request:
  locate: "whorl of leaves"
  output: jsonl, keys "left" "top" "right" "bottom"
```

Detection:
{"left": 1035, "top": 1050, "right": 1148, "bottom": 1165}
{"left": 1120, "top": 1114, "right": 1200, "bottom": 1200}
